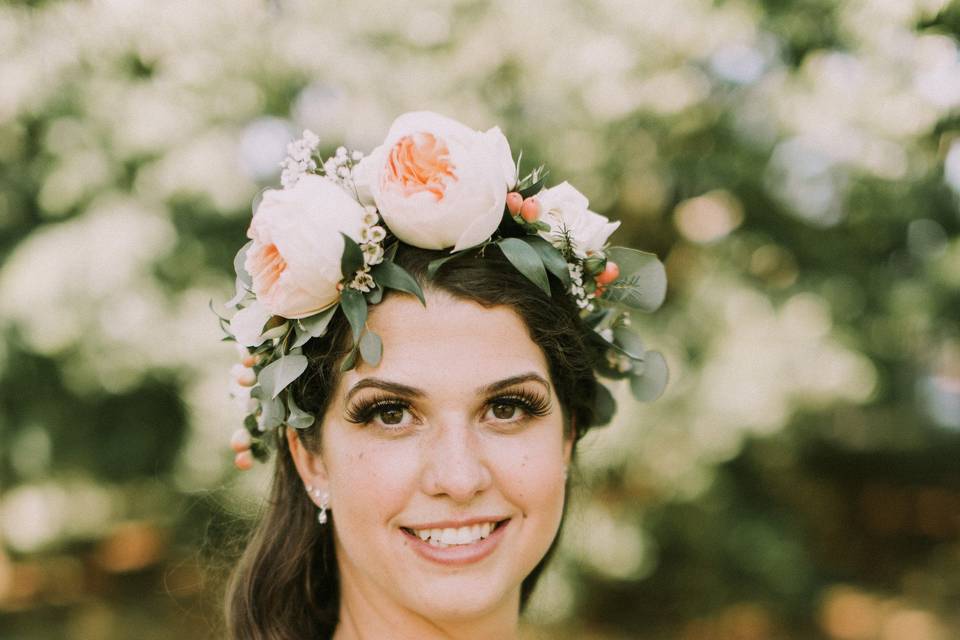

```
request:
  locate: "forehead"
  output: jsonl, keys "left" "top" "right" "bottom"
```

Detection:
{"left": 343, "top": 291, "right": 549, "bottom": 391}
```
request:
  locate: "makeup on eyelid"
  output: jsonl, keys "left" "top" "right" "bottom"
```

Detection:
{"left": 344, "top": 386, "right": 552, "bottom": 430}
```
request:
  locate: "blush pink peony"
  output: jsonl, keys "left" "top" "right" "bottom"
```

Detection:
{"left": 354, "top": 111, "right": 515, "bottom": 251}
{"left": 243, "top": 175, "right": 366, "bottom": 323}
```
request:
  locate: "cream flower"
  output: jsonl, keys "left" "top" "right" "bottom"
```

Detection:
{"left": 536, "top": 182, "right": 620, "bottom": 258}
{"left": 244, "top": 174, "right": 366, "bottom": 320}
{"left": 354, "top": 111, "right": 515, "bottom": 251}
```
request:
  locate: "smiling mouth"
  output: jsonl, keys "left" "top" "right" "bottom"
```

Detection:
{"left": 401, "top": 519, "right": 510, "bottom": 548}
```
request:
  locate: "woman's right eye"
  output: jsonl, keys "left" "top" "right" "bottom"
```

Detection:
{"left": 376, "top": 404, "right": 408, "bottom": 426}
{"left": 346, "top": 398, "right": 415, "bottom": 431}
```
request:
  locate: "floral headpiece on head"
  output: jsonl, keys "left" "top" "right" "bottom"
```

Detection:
{"left": 219, "top": 111, "right": 668, "bottom": 470}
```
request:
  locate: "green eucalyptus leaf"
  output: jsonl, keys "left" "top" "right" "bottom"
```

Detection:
{"left": 299, "top": 305, "right": 337, "bottom": 338}
{"left": 593, "top": 383, "right": 617, "bottom": 426}
{"left": 291, "top": 328, "right": 312, "bottom": 349}
{"left": 258, "top": 395, "right": 285, "bottom": 431}
{"left": 366, "top": 285, "right": 384, "bottom": 305}
{"left": 340, "top": 233, "right": 364, "bottom": 280}
{"left": 250, "top": 187, "right": 269, "bottom": 217}
{"left": 339, "top": 346, "right": 358, "bottom": 372}
{"left": 525, "top": 236, "right": 571, "bottom": 288}
{"left": 258, "top": 354, "right": 309, "bottom": 399}
{"left": 226, "top": 276, "right": 252, "bottom": 308}
{"left": 629, "top": 350, "right": 669, "bottom": 402}
{"left": 427, "top": 252, "right": 461, "bottom": 278}
{"left": 260, "top": 321, "right": 289, "bottom": 342}
{"left": 498, "top": 237, "right": 551, "bottom": 296}
{"left": 371, "top": 260, "right": 426, "bottom": 305}
{"left": 340, "top": 288, "right": 367, "bottom": 342}
{"left": 233, "top": 240, "right": 253, "bottom": 286}
{"left": 285, "top": 394, "right": 315, "bottom": 430}
{"left": 359, "top": 330, "right": 383, "bottom": 366}
{"left": 383, "top": 240, "right": 400, "bottom": 262}
{"left": 603, "top": 247, "right": 667, "bottom": 312}
{"left": 613, "top": 326, "right": 646, "bottom": 360}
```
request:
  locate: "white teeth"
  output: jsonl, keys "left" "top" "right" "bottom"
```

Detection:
{"left": 410, "top": 521, "right": 499, "bottom": 546}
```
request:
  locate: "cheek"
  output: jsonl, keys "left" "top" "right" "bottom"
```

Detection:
{"left": 490, "top": 430, "right": 567, "bottom": 515}
{"left": 327, "top": 436, "right": 420, "bottom": 525}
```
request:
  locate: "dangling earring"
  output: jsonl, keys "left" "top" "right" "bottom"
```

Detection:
{"left": 308, "top": 485, "right": 330, "bottom": 525}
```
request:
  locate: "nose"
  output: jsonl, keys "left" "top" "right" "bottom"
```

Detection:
{"left": 421, "top": 419, "right": 492, "bottom": 502}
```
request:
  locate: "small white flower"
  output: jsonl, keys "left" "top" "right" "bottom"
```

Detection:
{"left": 335, "top": 146, "right": 347, "bottom": 158}
{"left": 349, "top": 270, "right": 375, "bottom": 292}
{"left": 302, "top": 129, "right": 319, "bottom": 147}
{"left": 351, "top": 150, "right": 364, "bottom": 161}
{"left": 362, "top": 207, "right": 380, "bottom": 226}
{"left": 362, "top": 243, "right": 385, "bottom": 266}
{"left": 280, "top": 130, "right": 322, "bottom": 189}
{"left": 361, "top": 225, "right": 386, "bottom": 243}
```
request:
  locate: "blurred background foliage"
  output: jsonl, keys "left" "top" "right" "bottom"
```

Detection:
{"left": 1, "top": 0, "right": 959, "bottom": 638}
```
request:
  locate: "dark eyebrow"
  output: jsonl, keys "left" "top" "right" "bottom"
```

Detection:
{"left": 346, "top": 378, "right": 426, "bottom": 402}
{"left": 477, "top": 373, "right": 552, "bottom": 397}
{"left": 346, "top": 373, "right": 551, "bottom": 402}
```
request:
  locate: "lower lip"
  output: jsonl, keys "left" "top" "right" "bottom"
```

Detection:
{"left": 401, "top": 520, "right": 510, "bottom": 566}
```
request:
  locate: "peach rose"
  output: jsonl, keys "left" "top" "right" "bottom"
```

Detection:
{"left": 354, "top": 111, "right": 515, "bottom": 251}
{"left": 243, "top": 174, "right": 366, "bottom": 321}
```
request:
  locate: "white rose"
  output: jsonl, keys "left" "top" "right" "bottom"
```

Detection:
{"left": 536, "top": 181, "right": 620, "bottom": 258}
{"left": 243, "top": 174, "right": 366, "bottom": 321}
{"left": 354, "top": 111, "right": 515, "bottom": 251}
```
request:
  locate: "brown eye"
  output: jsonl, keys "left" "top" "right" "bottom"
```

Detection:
{"left": 491, "top": 403, "right": 517, "bottom": 420}
{"left": 380, "top": 406, "right": 406, "bottom": 425}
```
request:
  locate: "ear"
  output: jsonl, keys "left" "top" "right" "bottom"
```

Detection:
{"left": 286, "top": 426, "right": 330, "bottom": 500}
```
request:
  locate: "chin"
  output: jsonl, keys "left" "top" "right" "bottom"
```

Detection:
{"left": 406, "top": 579, "right": 519, "bottom": 622}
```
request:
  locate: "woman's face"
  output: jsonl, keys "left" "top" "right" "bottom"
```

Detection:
{"left": 291, "top": 290, "right": 571, "bottom": 623}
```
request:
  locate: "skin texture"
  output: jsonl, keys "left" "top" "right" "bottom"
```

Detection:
{"left": 288, "top": 291, "right": 572, "bottom": 640}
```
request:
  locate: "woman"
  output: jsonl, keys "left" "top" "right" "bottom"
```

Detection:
{"left": 220, "top": 112, "right": 667, "bottom": 638}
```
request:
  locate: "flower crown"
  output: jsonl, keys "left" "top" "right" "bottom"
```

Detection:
{"left": 219, "top": 111, "right": 668, "bottom": 470}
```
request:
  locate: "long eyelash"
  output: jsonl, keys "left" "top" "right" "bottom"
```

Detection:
{"left": 490, "top": 388, "right": 551, "bottom": 417}
{"left": 345, "top": 394, "right": 411, "bottom": 424}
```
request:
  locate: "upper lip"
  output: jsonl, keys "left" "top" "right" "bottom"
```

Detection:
{"left": 402, "top": 516, "right": 510, "bottom": 530}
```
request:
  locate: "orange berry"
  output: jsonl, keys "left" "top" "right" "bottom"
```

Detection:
{"left": 241, "top": 354, "right": 257, "bottom": 368}
{"left": 520, "top": 197, "right": 540, "bottom": 223}
{"left": 595, "top": 285, "right": 606, "bottom": 297}
{"left": 230, "top": 428, "right": 252, "bottom": 453}
{"left": 234, "top": 450, "right": 254, "bottom": 471}
{"left": 231, "top": 364, "right": 256, "bottom": 387}
{"left": 506, "top": 191, "right": 523, "bottom": 216}
{"left": 595, "top": 261, "right": 620, "bottom": 285}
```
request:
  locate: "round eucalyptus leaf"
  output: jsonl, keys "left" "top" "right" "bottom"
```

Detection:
{"left": 629, "top": 350, "right": 668, "bottom": 402}
{"left": 359, "top": 330, "right": 383, "bottom": 367}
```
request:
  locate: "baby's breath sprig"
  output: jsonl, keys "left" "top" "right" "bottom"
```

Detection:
{"left": 321, "top": 146, "right": 365, "bottom": 195}
{"left": 279, "top": 129, "right": 321, "bottom": 188}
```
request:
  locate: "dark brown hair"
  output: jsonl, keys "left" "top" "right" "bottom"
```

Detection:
{"left": 225, "top": 244, "right": 600, "bottom": 639}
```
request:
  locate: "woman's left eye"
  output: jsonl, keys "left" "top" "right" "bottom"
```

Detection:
{"left": 482, "top": 390, "right": 550, "bottom": 424}
{"left": 489, "top": 402, "right": 519, "bottom": 421}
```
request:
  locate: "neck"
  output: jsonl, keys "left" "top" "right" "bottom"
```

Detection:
{"left": 331, "top": 565, "right": 521, "bottom": 640}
